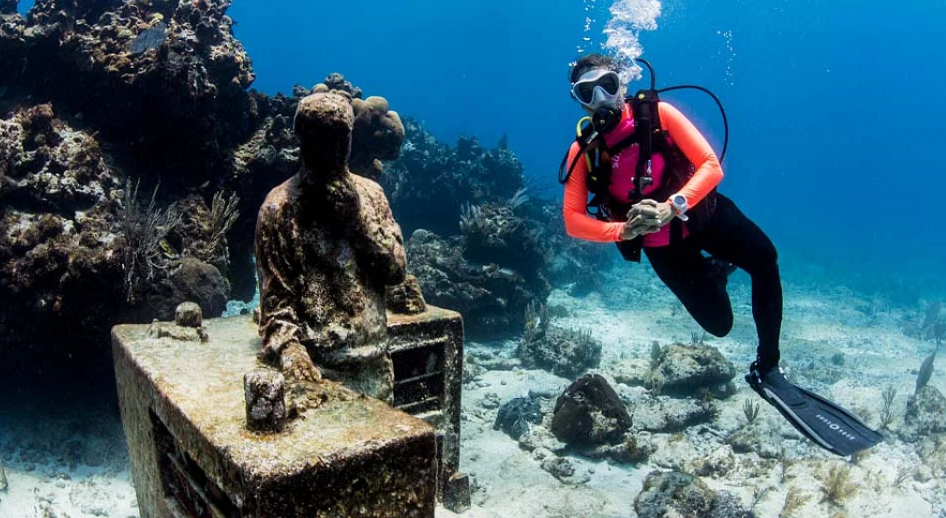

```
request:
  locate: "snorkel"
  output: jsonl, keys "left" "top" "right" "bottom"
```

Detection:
{"left": 570, "top": 68, "right": 625, "bottom": 134}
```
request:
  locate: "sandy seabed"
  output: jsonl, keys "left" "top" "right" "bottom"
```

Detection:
{"left": 1, "top": 268, "right": 943, "bottom": 518}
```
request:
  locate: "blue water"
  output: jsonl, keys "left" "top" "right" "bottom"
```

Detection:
{"left": 228, "top": 0, "right": 946, "bottom": 297}
{"left": 18, "top": 0, "right": 946, "bottom": 296}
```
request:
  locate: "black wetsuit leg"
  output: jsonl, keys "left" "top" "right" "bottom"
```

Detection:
{"left": 644, "top": 194, "right": 782, "bottom": 371}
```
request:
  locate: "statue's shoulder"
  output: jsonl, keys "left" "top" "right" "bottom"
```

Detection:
{"left": 349, "top": 173, "right": 386, "bottom": 201}
{"left": 258, "top": 179, "right": 294, "bottom": 220}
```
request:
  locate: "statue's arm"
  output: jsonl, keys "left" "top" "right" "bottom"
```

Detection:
{"left": 255, "top": 203, "right": 321, "bottom": 381}
{"left": 354, "top": 180, "right": 407, "bottom": 286}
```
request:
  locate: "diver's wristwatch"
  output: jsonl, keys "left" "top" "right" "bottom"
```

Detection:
{"left": 670, "top": 194, "right": 689, "bottom": 221}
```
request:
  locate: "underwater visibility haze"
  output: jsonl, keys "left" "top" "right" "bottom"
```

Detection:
{"left": 1, "top": 0, "right": 945, "bottom": 517}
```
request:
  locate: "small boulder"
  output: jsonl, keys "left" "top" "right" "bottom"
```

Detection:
{"left": 146, "top": 258, "right": 230, "bottom": 321}
{"left": 610, "top": 357, "right": 652, "bottom": 387}
{"left": 551, "top": 374, "right": 632, "bottom": 447}
{"left": 634, "top": 470, "right": 756, "bottom": 518}
{"left": 632, "top": 396, "right": 717, "bottom": 433}
{"left": 539, "top": 456, "right": 589, "bottom": 485}
{"left": 901, "top": 385, "right": 946, "bottom": 443}
{"left": 517, "top": 326, "right": 602, "bottom": 379}
{"left": 652, "top": 344, "right": 736, "bottom": 397}
{"left": 691, "top": 445, "right": 737, "bottom": 478}
{"left": 494, "top": 397, "right": 543, "bottom": 440}
{"left": 174, "top": 301, "right": 202, "bottom": 328}
{"left": 725, "top": 420, "right": 787, "bottom": 459}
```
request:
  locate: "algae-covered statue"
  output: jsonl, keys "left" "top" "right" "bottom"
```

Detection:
{"left": 255, "top": 93, "right": 406, "bottom": 402}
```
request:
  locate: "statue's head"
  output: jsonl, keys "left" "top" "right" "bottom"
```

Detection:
{"left": 294, "top": 93, "right": 354, "bottom": 179}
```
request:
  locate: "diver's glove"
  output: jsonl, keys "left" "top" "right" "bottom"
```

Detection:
{"left": 627, "top": 199, "right": 675, "bottom": 229}
{"left": 620, "top": 215, "right": 658, "bottom": 240}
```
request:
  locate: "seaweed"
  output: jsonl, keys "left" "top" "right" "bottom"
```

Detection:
{"left": 750, "top": 486, "right": 772, "bottom": 511}
{"left": 743, "top": 398, "right": 760, "bottom": 425}
{"left": 820, "top": 464, "right": 857, "bottom": 505}
{"left": 778, "top": 448, "right": 796, "bottom": 483}
{"left": 458, "top": 203, "right": 485, "bottom": 234}
{"left": 507, "top": 187, "right": 529, "bottom": 210}
{"left": 193, "top": 189, "right": 239, "bottom": 259}
{"left": 881, "top": 384, "right": 897, "bottom": 428}
{"left": 894, "top": 464, "right": 915, "bottom": 486}
{"left": 778, "top": 486, "right": 808, "bottom": 518}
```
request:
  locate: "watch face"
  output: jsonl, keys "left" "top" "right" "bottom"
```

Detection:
{"left": 673, "top": 195, "right": 686, "bottom": 206}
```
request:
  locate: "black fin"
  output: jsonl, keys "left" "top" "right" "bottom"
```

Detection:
{"left": 746, "top": 366, "right": 884, "bottom": 457}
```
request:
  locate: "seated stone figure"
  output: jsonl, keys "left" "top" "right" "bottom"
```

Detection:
{"left": 255, "top": 93, "right": 406, "bottom": 402}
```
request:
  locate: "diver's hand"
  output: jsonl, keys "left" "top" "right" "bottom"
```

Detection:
{"left": 280, "top": 342, "right": 322, "bottom": 383}
{"left": 620, "top": 212, "right": 659, "bottom": 240}
{"left": 627, "top": 200, "right": 674, "bottom": 229}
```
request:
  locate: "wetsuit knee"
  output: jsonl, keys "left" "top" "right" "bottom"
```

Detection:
{"left": 700, "top": 310, "right": 733, "bottom": 338}
{"left": 743, "top": 238, "right": 778, "bottom": 277}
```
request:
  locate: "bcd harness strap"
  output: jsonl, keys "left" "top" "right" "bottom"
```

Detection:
{"left": 558, "top": 89, "right": 686, "bottom": 259}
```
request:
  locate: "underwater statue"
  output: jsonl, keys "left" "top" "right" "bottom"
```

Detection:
{"left": 255, "top": 92, "right": 406, "bottom": 402}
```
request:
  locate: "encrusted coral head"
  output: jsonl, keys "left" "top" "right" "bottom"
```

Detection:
{"left": 294, "top": 93, "right": 354, "bottom": 172}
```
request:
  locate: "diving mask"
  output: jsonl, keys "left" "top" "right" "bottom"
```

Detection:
{"left": 570, "top": 69, "right": 622, "bottom": 110}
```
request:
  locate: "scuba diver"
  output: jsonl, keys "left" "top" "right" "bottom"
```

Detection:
{"left": 559, "top": 53, "right": 882, "bottom": 456}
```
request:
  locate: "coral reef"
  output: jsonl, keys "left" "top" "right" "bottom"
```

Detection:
{"left": 19, "top": 0, "right": 255, "bottom": 182}
{"left": 0, "top": 103, "right": 124, "bottom": 379}
{"left": 517, "top": 303, "right": 602, "bottom": 378}
{"left": 381, "top": 120, "right": 525, "bottom": 238}
{"left": 406, "top": 228, "right": 549, "bottom": 337}
{"left": 0, "top": 1, "right": 410, "bottom": 385}
{"left": 387, "top": 127, "right": 554, "bottom": 335}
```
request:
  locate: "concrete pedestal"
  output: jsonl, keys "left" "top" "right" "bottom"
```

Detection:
{"left": 113, "top": 315, "right": 438, "bottom": 518}
{"left": 387, "top": 308, "right": 464, "bottom": 500}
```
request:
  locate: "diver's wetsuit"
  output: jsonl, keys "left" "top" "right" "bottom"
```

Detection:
{"left": 562, "top": 101, "right": 782, "bottom": 371}
{"left": 643, "top": 194, "right": 782, "bottom": 370}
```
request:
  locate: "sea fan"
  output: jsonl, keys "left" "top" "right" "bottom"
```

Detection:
{"left": 120, "top": 179, "right": 181, "bottom": 304}
{"left": 508, "top": 187, "right": 530, "bottom": 210}
{"left": 458, "top": 203, "right": 485, "bottom": 234}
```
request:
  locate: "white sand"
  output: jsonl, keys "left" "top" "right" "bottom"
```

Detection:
{"left": 1, "top": 267, "right": 943, "bottom": 518}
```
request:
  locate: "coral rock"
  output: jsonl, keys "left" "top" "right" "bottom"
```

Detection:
{"left": 174, "top": 301, "right": 202, "bottom": 328}
{"left": 901, "top": 385, "right": 946, "bottom": 443}
{"left": 651, "top": 344, "right": 736, "bottom": 397}
{"left": 633, "top": 395, "right": 718, "bottom": 433}
{"left": 634, "top": 471, "right": 756, "bottom": 518}
{"left": 551, "top": 374, "right": 632, "bottom": 447}
{"left": 494, "top": 397, "right": 543, "bottom": 441}
{"left": 351, "top": 96, "right": 404, "bottom": 180}
{"left": 145, "top": 257, "right": 230, "bottom": 322}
